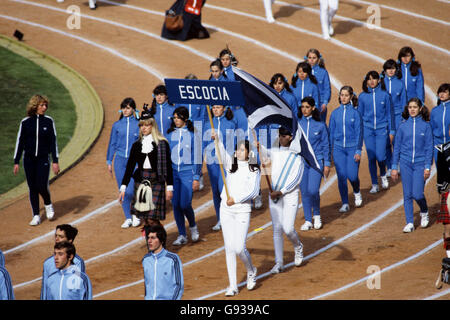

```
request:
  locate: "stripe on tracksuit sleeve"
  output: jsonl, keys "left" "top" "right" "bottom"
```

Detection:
{"left": 238, "top": 170, "right": 261, "bottom": 203}
{"left": 14, "top": 118, "right": 27, "bottom": 164}
{"left": 167, "top": 253, "right": 183, "bottom": 300}
{"left": 0, "top": 267, "right": 14, "bottom": 300}
{"left": 281, "top": 157, "right": 303, "bottom": 194}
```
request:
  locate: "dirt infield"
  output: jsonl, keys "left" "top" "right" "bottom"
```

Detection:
{"left": 0, "top": 0, "right": 449, "bottom": 301}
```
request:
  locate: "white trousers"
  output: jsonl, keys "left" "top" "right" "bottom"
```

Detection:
{"left": 263, "top": 0, "right": 276, "bottom": 21}
{"left": 269, "top": 189, "right": 303, "bottom": 265}
{"left": 319, "top": 0, "right": 339, "bottom": 37}
{"left": 220, "top": 206, "right": 254, "bottom": 290}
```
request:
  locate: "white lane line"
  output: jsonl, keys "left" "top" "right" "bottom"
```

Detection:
{"left": 273, "top": 1, "right": 450, "bottom": 56}
{"left": 311, "top": 239, "right": 443, "bottom": 300}
{"left": 424, "top": 288, "right": 450, "bottom": 300}
{"left": 347, "top": 0, "right": 450, "bottom": 27}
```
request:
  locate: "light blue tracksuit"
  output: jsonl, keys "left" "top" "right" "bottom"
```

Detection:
{"left": 298, "top": 116, "right": 330, "bottom": 221}
{"left": 292, "top": 77, "right": 320, "bottom": 111}
{"left": 329, "top": 103, "right": 363, "bottom": 205}
{"left": 143, "top": 248, "right": 183, "bottom": 300}
{"left": 383, "top": 75, "right": 407, "bottom": 170}
{"left": 400, "top": 60, "right": 425, "bottom": 103}
{"left": 0, "top": 250, "right": 4, "bottom": 267}
{"left": 223, "top": 65, "right": 235, "bottom": 81}
{"left": 106, "top": 115, "right": 140, "bottom": 220}
{"left": 203, "top": 114, "right": 236, "bottom": 222}
{"left": 43, "top": 265, "right": 92, "bottom": 300}
{"left": 40, "top": 254, "right": 85, "bottom": 299}
{"left": 168, "top": 126, "right": 202, "bottom": 237}
{"left": 311, "top": 64, "right": 331, "bottom": 122}
{"left": 392, "top": 115, "right": 433, "bottom": 224}
{"left": 154, "top": 101, "right": 177, "bottom": 139}
{"left": 430, "top": 100, "right": 450, "bottom": 165}
{"left": 358, "top": 85, "right": 395, "bottom": 185}
{"left": 0, "top": 266, "right": 14, "bottom": 300}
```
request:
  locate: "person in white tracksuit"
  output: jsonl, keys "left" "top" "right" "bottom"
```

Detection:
{"left": 213, "top": 133, "right": 261, "bottom": 297}
{"left": 258, "top": 126, "right": 304, "bottom": 274}
{"left": 319, "top": 0, "right": 339, "bottom": 40}
{"left": 263, "top": 0, "right": 276, "bottom": 23}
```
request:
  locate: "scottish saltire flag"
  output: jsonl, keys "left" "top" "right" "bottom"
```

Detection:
{"left": 232, "top": 66, "right": 321, "bottom": 174}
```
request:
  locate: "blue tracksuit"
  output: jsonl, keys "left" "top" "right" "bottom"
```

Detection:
{"left": 230, "top": 105, "right": 249, "bottom": 142}
{"left": 43, "top": 265, "right": 92, "bottom": 300}
{"left": 311, "top": 64, "right": 331, "bottom": 122}
{"left": 392, "top": 115, "right": 433, "bottom": 223}
{"left": 154, "top": 101, "right": 177, "bottom": 139}
{"left": 40, "top": 254, "right": 85, "bottom": 299}
{"left": 400, "top": 61, "right": 425, "bottom": 103}
{"left": 223, "top": 65, "right": 235, "bottom": 81}
{"left": 0, "top": 250, "right": 4, "bottom": 267}
{"left": 298, "top": 116, "right": 330, "bottom": 221}
{"left": 168, "top": 127, "right": 202, "bottom": 237}
{"left": 0, "top": 266, "right": 14, "bottom": 300}
{"left": 106, "top": 116, "right": 140, "bottom": 219}
{"left": 292, "top": 77, "right": 320, "bottom": 109}
{"left": 143, "top": 248, "right": 183, "bottom": 300}
{"left": 203, "top": 114, "right": 236, "bottom": 222}
{"left": 430, "top": 100, "right": 450, "bottom": 165}
{"left": 329, "top": 103, "right": 363, "bottom": 205}
{"left": 358, "top": 85, "right": 395, "bottom": 185}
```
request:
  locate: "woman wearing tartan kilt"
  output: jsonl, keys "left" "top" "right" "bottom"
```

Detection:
{"left": 436, "top": 133, "right": 450, "bottom": 259}
{"left": 119, "top": 107, "right": 173, "bottom": 226}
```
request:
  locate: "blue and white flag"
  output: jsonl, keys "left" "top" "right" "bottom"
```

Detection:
{"left": 232, "top": 66, "right": 321, "bottom": 174}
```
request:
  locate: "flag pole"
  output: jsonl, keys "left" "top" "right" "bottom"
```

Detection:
{"left": 206, "top": 105, "right": 230, "bottom": 200}
{"left": 251, "top": 128, "right": 273, "bottom": 194}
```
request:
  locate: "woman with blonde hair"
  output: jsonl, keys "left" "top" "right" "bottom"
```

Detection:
{"left": 119, "top": 106, "right": 173, "bottom": 227}
{"left": 14, "top": 94, "right": 60, "bottom": 226}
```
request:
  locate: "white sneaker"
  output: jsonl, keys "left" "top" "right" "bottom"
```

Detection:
{"left": 225, "top": 287, "right": 238, "bottom": 297}
{"left": 247, "top": 267, "right": 257, "bottom": 290}
{"left": 266, "top": 16, "right": 275, "bottom": 23}
{"left": 323, "top": 33, "right": 331, "bottom": 40}
{"left": 121, "top": 219, "right": 132, "bottom": 229}
{"left": 270, "top": 263, "right": 284, "bottom": 274}
{"left": 131, "top": 215, "right": 141, "bottom": 227}
{"left": 339, "top": 204, "right": 350, "bottom": 213}
{"left": 294, "top": 245, "right": 303, "bottom": 266}
{"left": 254, "top": 194, "right": 263, "bottom": 209}
{"left": 212, "top": 221, "right": 221, "bottom": 231}
{"left": 300, "top": 221, "right": 313, "bottom": 231}
{"left": 381, "top": 175, "right": 389, "bottom": 189}
{"left": 313, "top": 216, "right": 322, "bottom": 230}
{"left": 369, "top": 184, "right": 379, "bottom": 194}
{"left": 403, "top": 223, "right": 414, "bottom": 233}
{"left": 329, "top": 25, "right": 334, "bottom": 36}
{"left": 45, "top": 204, "right": 55, "bottom": 221}
{"left": 29, "top": 215, "right": 41, "bottom": 226}
{"left": 89, "top": 0, "right": 97, "bottom": 9}
{"left": 172, "top": 235, "right": 187, "bottom": 246}
{"left": 190, "top": 225, "right": 200, "bottom": 242}
{"left": 199, "top": 175, "right": 204, "bottom": 191}
{"left": 56, "top": 0, "right": 64, "bottom": 2}
{"left": 354, "top": 192, "right": 363, "bottom": 207}
{"left": 420, "top": 212, "right": 429, "bottom": 228}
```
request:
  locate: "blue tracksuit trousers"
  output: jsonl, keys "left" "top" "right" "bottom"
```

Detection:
{"left": 207, "top": 163, "right": 224, "bottom": 222}
{"left": 24, "top": 156, "right": 52, "bottom": 216}
{"left": 172, "top": 169, "right": 197, "bottom": 237}
{"left": 399, "top": 159, "right": 428, "bottom": 224}
{"left": 300, "top": 160, "right": 323, "bottom": 222}
{"left": 333, "top": 146, "right": 360, "bottom": 205}
{"left": 113, "top": 155, "right": 134, "bottom": 219}
{"left": 364, "top": 127, "right": 387, "bottom": 184}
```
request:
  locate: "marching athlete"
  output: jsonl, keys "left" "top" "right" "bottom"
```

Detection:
{"left": 14, "top": 94, "right": 59, "bottom": 226}
{"left": 263, "top": 0, "right": 276, "bottom": 23}
{"left": 167, "top": 107, "right": 202, "bottom": 245}
{"left": 150, "top": 85, "right": 176, "bottom": 140}
{"left": 209, "top": 59, "right": 227, "bottom": 81}
{"left": 319, "top": 0, "right": 339, "bottom": 40}
{"left": 203, "top": 105, "right": 236, "bottom": 231}
{"left": 298, "top": 97, "right": 331, "bottom": 230}
{"left": 397, "top": 46, "right": 425, "bottom": 103}
{"left": 430, "top": 83, "right": 450, "bottom": 166}
{"left": 213, "top": 133, "right": 260, "bottom": 297}
{"left": 107, "top": 98, "right": 141, "bottom": 228}
{"left": 219, "top": 47, "right": 238, "bottom": 81}
{"left": 358, "top": 71, "right": 395, "bottom": 193}
{"left": 305, "top": 49, "right": 331, "bottom": 122}
{"left": 291, "top": 62, "right": 320, "bottom": 112}
{"left": 329, "top": 86, "right": 363, "bottom": 212}
{"left": 258, "top": 127, "right": 304, "bottom": 274}
{"left": 391, "top": 98, "right": 433, "bottom": 232}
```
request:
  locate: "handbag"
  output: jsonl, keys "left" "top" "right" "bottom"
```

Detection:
{"left": 165, "top": 9, "right": 184, "bottom": 32}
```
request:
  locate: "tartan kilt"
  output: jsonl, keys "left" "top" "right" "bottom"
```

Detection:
{"left": 131, "top": 170, "right": 167, "bottom": 221}
{"left": 437, "top": 191, "right": 450, "bottom": 224}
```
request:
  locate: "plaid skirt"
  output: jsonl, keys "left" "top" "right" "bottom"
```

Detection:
{"left": 437, "top": 191, "right": 450, "bottom": 224}
{"left": 131, "top": 170, "right": 167, "bottom": 221}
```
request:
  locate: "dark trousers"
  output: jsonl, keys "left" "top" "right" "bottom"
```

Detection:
{"left": 23, "top": 156, "right": 52, "bottom": 216}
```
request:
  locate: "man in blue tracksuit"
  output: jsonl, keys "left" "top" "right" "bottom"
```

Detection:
{"left": 106, "top": 98, "right": 140, "bottom": 227}
{"left": 0, "top": 264, "right": 14, "bottom": 300}
{"left": 167, "top": 108, "right": 202, "bottom": 246}
{"left": 151, "top": 85, "right": 176, "bottom": 139}
{"left": 41, "top": 224, "right": 85, "bottom": 299}
{"left": 143, "top": 224, "right": 183, "bottom": 300}
{"left": 430, "top": 84, "right": 450, "bottom": 166}
{"left": 358, "top": 73, "right": 395, "bottom": 193}
{"left": 43, "top": 241, "right": 92, "bottom": 300}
